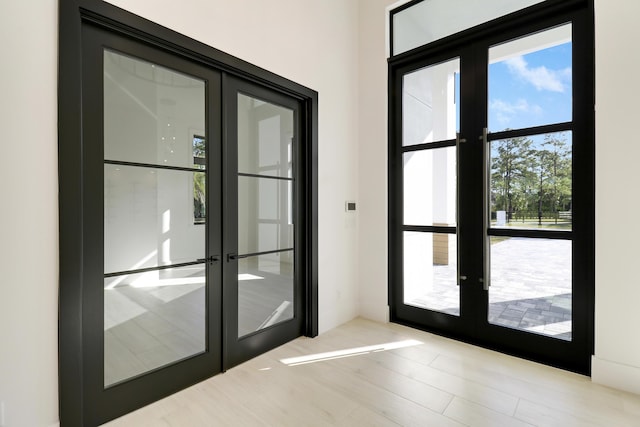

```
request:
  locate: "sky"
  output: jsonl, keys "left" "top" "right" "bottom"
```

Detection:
{"left": 488, "top": 41, "right": 572, "bottom": 133}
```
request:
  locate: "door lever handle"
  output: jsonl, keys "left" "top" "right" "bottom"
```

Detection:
{"left": 197, "top": 255, "right": 220, "bottom": 265}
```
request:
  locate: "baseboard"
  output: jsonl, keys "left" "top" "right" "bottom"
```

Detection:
{"left": 592, "top": 356, "right": 640, "bottom": 395}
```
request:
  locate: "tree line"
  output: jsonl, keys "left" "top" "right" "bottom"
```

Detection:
{"left": 491, "top": 132, "right": 571, "bottom": 224}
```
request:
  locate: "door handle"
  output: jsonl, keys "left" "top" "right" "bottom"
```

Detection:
{"left": 482, "top": 127, "right": 490, "bottom": 291}
{"left": 456, "top": 133, "right": 462, "bottom": 286}
{"left": 197, "top": 255, "right": 220, "bottom": 265}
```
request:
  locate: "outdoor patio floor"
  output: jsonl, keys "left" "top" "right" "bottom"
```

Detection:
{"left": 408, "top": 237, "right": 573, "bottom": 341}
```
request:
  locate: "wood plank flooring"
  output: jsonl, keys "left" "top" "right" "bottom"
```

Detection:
{"left": 103, "top": 318, "right": 640, "bottom": 426}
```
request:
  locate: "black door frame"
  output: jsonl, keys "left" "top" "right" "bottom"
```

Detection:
{"left": 58, "top": 1, "right": 318, "bottom": 425}
{"left": 388, "top": 0, "right": 594, "bottom": 374}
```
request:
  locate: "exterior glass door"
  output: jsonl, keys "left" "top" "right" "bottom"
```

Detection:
{"left": 390, "top": 3, "right": 594, "bottom": 373}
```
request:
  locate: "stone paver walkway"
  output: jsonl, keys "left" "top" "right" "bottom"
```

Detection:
{"left": 408, "top": 237, "right": 572, "bottom": 341}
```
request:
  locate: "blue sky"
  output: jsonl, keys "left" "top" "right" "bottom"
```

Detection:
{"left": 488, "top": 42, "right": 572, "bottom": 133}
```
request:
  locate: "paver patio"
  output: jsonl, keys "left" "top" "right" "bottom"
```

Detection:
{"left": 407, "top": 237, "right": 573, "bottom": 341}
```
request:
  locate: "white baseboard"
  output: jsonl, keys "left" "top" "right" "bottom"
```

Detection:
{"left": 592, "top": 356, "right": 640, "bottom": 395}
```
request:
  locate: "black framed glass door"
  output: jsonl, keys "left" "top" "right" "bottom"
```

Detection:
{"left": 80, "top": 24, "right": 223, "bottom": 424}
{"left": 389, "top": 2, "right": 594, "bottom": 373}
{"left": 223, "top": 77, "right": 305, "bottom": 368}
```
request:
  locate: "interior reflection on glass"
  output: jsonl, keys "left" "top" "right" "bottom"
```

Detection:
{"left": 238, "top": 176, "right": 293, "bottom": 255}
{"left": 104, "top": 50, "right": 205, "bottom": 169}
{"left": 402, "top": 58, "right": 460, "bottom": 146}
{"left": 403, "top": 147, "right": 456, "bottom": 227}
{"left": 104, "top": 266, "right": 206, "bottom": 387}
{"left": 237, "top": 93, "right": 293, "bottom": 178}
{"left": 103, "top": 50, "right": 207, "bottom": 387}
{"left": 104, "top": 165, "right": 206, "bottom": 273}
{"left": 403, "top": 232, "right": 459, "bottom": 316}
{"left": 238, "top": 252, "right": 294, "bottom": 338}
{"left": 489, "top": 237, "right": 572, "bottom": 341}
{"left": 488, "top": 24, "right": 572, "bottom": 133}
{"left": 490, "top": 132, "right": 572, "bottom": 231}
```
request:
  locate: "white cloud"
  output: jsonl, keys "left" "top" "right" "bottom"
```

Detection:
{"left": 504, "top": 56, "right": 571, "bottom": 93}
{"left": 490, "top": 98, "right": 542, "bottom": 125}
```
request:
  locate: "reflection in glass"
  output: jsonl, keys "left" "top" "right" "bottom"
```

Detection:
{"left": 403, "top": 147, "right": 456, "bottom": 226}
{"left": 104, "top": 164, "right": 205, "bottom": 274}
{"left": 392, "top": 0, "right": 545, "bottom": 55}
{"left": 488, "top": 24, "right": 572, "bottom": 132}
{"left": 489, "top": 237, "right": 571, "bottom": 341}
{"left": 104, "top": 50, "right": 205, "bottom": 169}
{"left": 403, "top": 232, "right": 459, "bottom": 315}
{"left": 403, "top": 58, "right": 459, "bottom": 146}
{"left": 238, "top": 252, "right": 294, "bottom": 337}
{"left": 104, "top": 265, "right": 206, "bottom": 386}
{"left": 238, "top": 176, "right": 293, "bottom": 255}
{"left": 237, "top": 93, "right": 294, "bottom": 178}
{"left": 490, "top": 132, "right": 572, "bottom": 231}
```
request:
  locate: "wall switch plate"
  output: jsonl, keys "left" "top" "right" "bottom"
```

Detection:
{"left": 345, "top": 201, "right": 356, "bottom": 212}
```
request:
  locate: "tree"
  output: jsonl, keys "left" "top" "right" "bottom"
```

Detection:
{"left": 490, "top": 132, "right": 571, "bottom": 226}
{"left": 491, "top": 135, "right": 532, "bottom": 222}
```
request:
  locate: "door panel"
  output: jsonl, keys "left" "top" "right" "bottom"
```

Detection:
{"left": 102, "top": 49, "right": 211, "bottom": 387}
{"left": 224, "top": 78, "right": 303, "bottom": 368}
{"left": 390, "top": 5, "right": 593, "bottom": 373}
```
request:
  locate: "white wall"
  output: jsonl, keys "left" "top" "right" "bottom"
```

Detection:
{"left": 0, "top": 0, "right": 59, "bottom": 426}
{"left": 592, "top": 0, "right": 640, "bottom": 395}
{"left": 357, "top": 0, "right": 397, "bottom": 321}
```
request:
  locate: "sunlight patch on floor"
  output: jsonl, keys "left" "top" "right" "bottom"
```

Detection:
{"left": 280, "top": 339, "right": 423, "bottom": 366}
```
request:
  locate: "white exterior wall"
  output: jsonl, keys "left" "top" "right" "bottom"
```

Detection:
{"left": 2, "top": 0, "right": 640, "bottom": 426}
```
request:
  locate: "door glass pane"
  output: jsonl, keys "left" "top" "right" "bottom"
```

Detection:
{"left": 237, "top": 93, "right": 294, "bottom": 178}
{"left": 237, "top": 93, "right": 295, "bottom": 338}
{"left": 238, "top": 176, "right": 293, "bottom": 255}
{"left": 104, "top": 50, "right": 205, "bottom": 169}
{"left": 404, "top": 232, "right": 459, "bottom": 315}
{"left": 238, "top": 252, "right": 294, "bottom": 337}
{"left": 104, "top": 50, "right": 207, "bottom": 387}
{"left": 392, "top": 0, "right": 545, "bottom": 55}
{"left": 104, "top": 164, "right": 206, "bottom": 273}
{"left": 104, "top": 265, "right": 206, "bottom": 386}
{"left": 488, "top": 24, "right": 572, "bottom": 132}
{"left": 403, "top": 147, "right": 456, "bottom": 226}
{"left": 403, "top": 58, "right": 459, "bottom": 146}
{"left": 490, "top": 132, "right": 572, "bottom": 231}
{"left": 489, "top": 237, "right": 571, "bottom": 341}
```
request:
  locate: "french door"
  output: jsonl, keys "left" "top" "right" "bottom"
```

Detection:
{"left": 389, "top": 3, "right": 594, "bottom": 373}
{"left": 60, "top": 18, "right": 313, "bottom": 425}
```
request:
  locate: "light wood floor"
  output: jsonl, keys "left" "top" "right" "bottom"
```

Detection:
{"left": 104, "top": 318, "right": 640, "bottom": 426}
